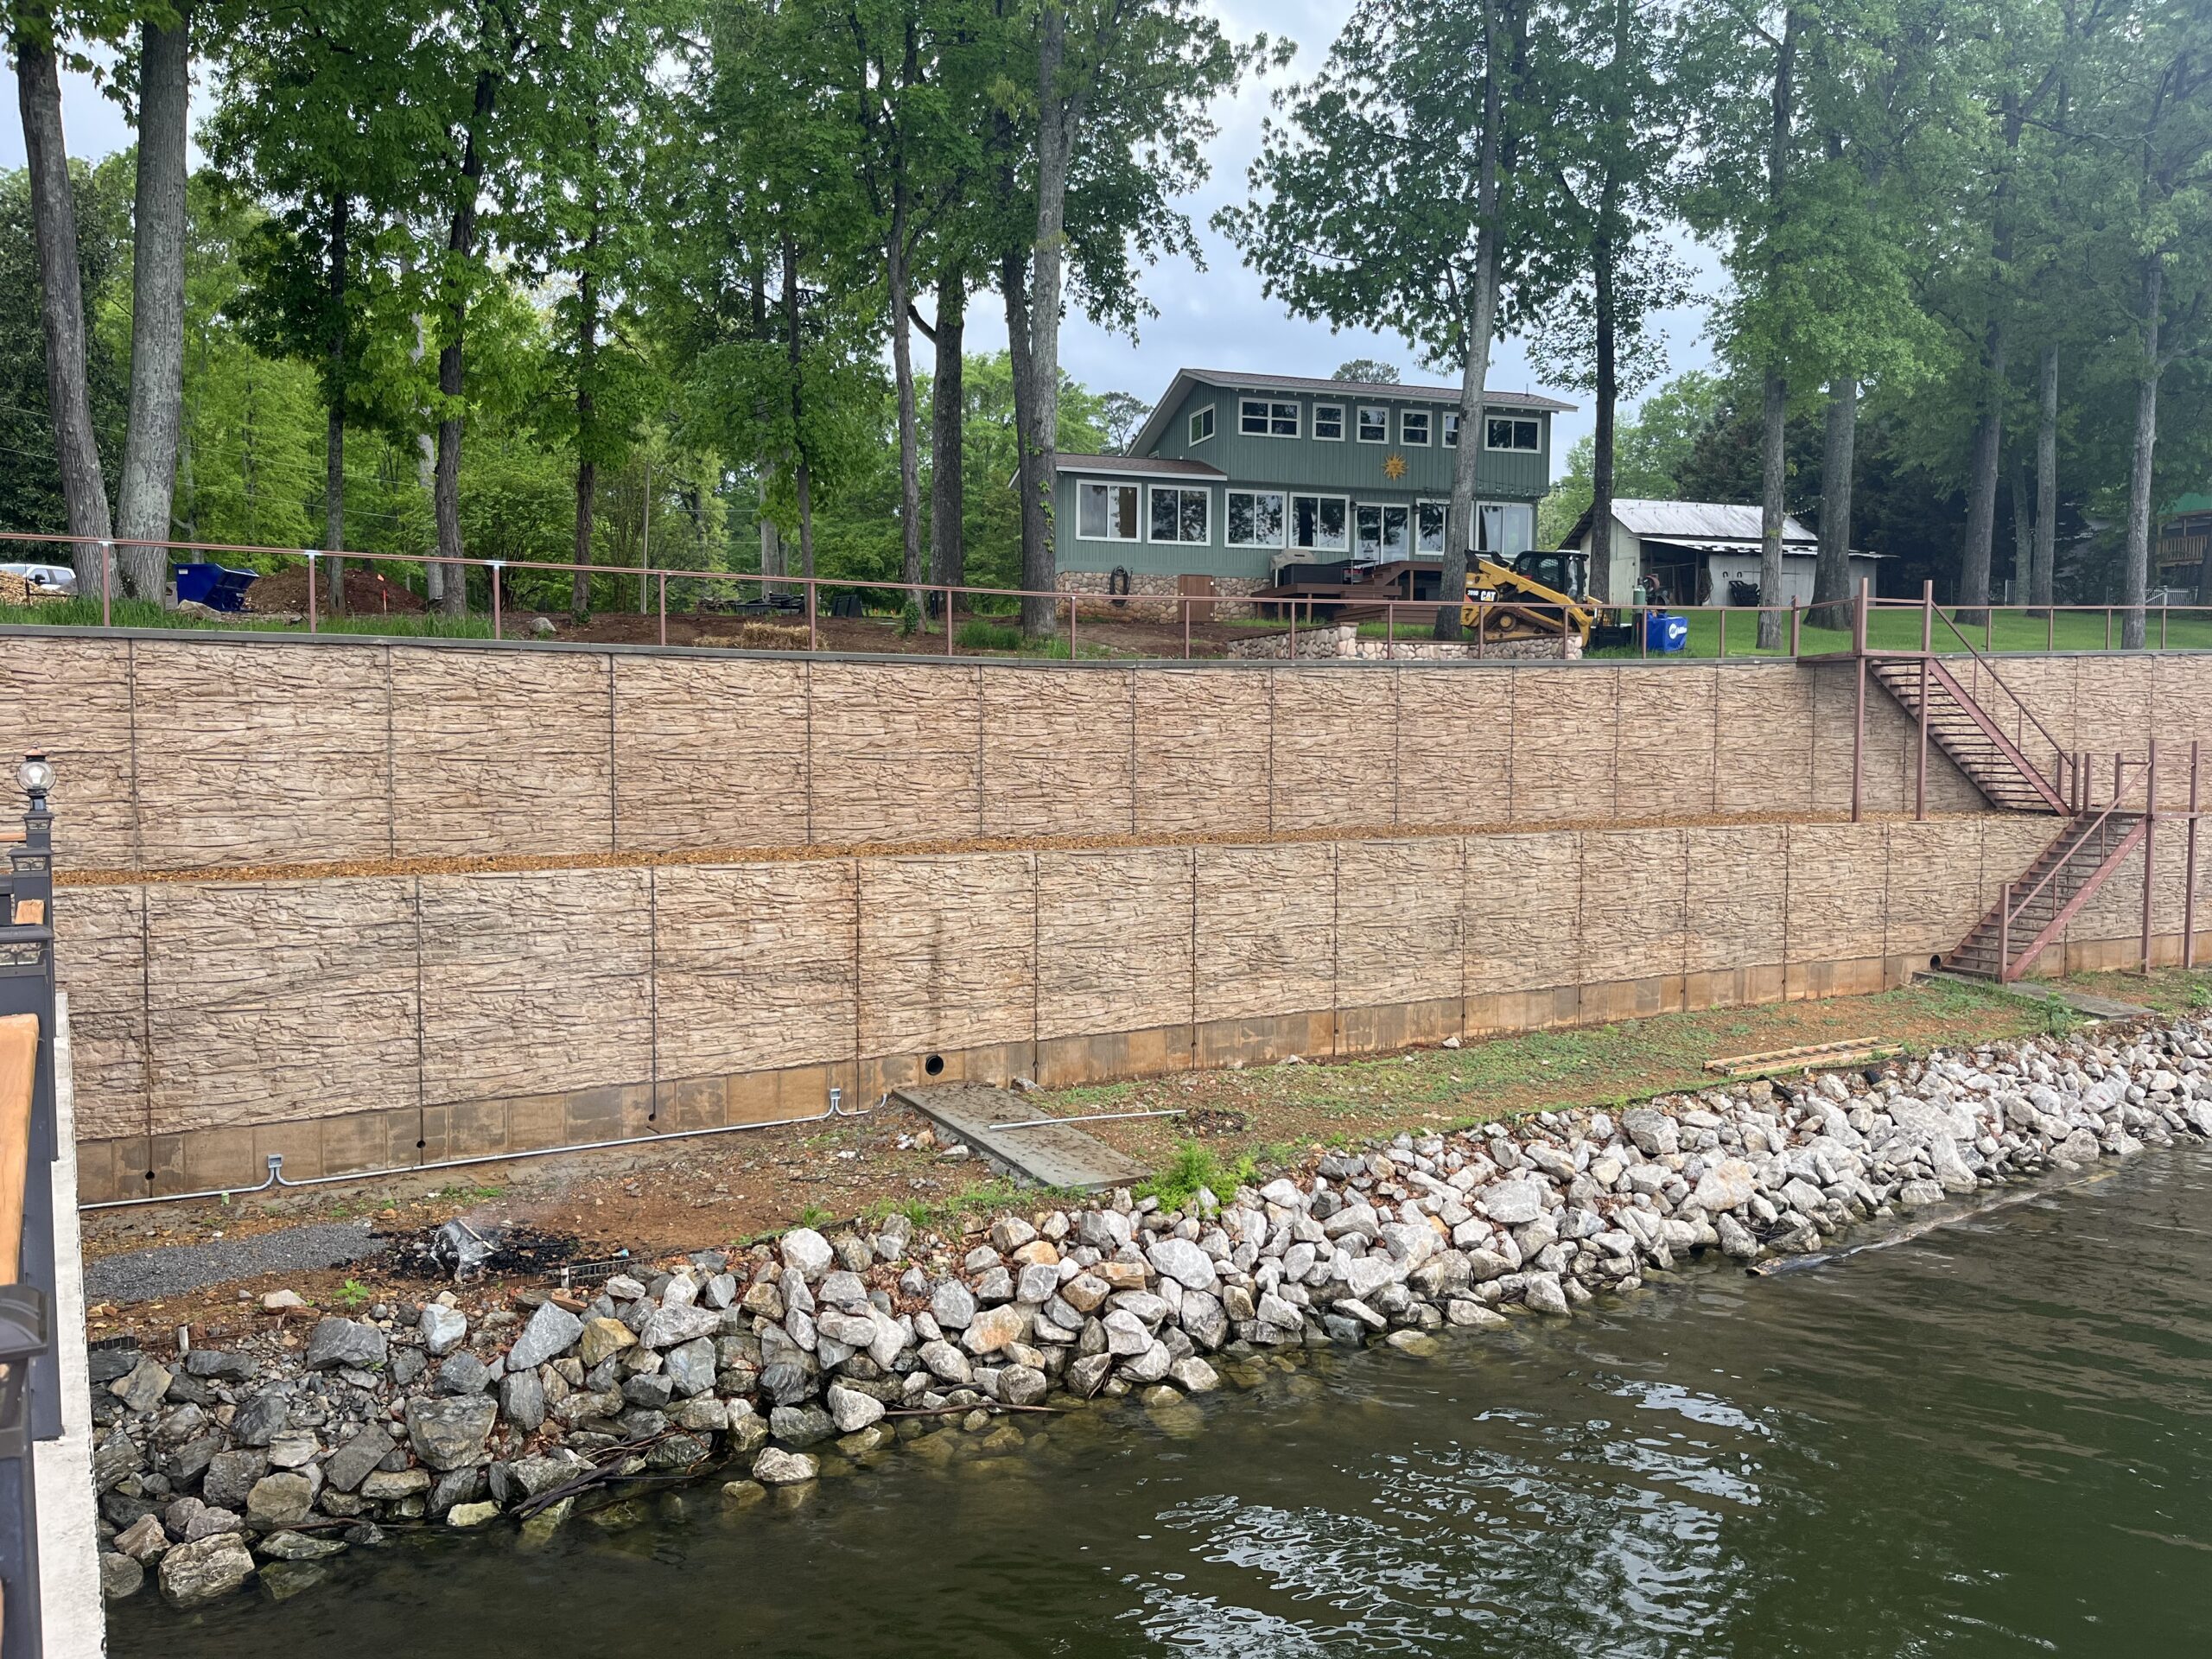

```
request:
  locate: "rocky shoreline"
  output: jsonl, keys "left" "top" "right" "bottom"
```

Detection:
{"left": 92, "top": 1019, "right": 2212, "bottom": 1612}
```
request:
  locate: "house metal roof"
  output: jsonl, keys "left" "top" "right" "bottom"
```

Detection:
{"left": 1128, "top": 369, "right": 1574, "bottom": 458}
{"left": 1047, "top": 453, "right": 1227, "bottom": 480}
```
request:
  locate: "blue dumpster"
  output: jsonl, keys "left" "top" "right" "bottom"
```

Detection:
{"left": 175, "top": 563, "right": 257, "bottom": 612}
{"left": 1644, "top": 611, "right": 1689, "bottom": 654}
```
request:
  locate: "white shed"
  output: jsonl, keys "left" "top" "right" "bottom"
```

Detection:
{"left": 1562, "top": 499, "right": 1883, "bottom": 607}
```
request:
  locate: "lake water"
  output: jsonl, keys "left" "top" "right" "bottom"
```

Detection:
{"left": 112, "top": 1147, "right": 2212, "bottom": 1657}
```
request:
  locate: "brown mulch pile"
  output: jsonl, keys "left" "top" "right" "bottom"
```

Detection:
{"left": 244, "top": 563, "right": 429, "bottom": 616}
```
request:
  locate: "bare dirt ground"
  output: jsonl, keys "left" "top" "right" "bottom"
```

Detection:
{"left": 531, "top": 607, "right": 1268, "bottom": 659}
{"left": 78, "top": 970, "right": 2177, "bottom": 1355}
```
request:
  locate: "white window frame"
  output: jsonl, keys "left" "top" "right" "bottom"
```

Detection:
{"left": 1188, "top": 405, "right": 1216, "bottom": 446}
{"left": 1441, "top": 411, "right": 1460, "bottom": 448}
{"left": 1147, "top": 484, "right": 1212, "bottom": 545}
{"left": 1289, "top": 493, "right": 1350, "bottom": 554}
{"left": 1415, "top": 499, "right": 1448, "bottom": 555}
{"left": 1357, "top": 405, "right": 1389, "bottom": 443}
{"left": 1226, "top": 489, "right": 1288, "bottom": 550}
{"left": 1484, "top": 415, "right": 1542, "bottom": 453}
{"left": 1313, "top": 403, "right": 1345, "bottom": 442}
{"left": 1076, "top": 480, "right": 1141, "bottom": 543}
{"left": 1477, "top": 500, "right": 1535, "bottom": 556}
{"left": 1401, "top": 409, "right": 1432, "bottom": 448}
{"left": 1355, "top": 502, "right": 1411, "bottom": 562}
{"left": 1240, "top": 397, "right": 1300, "bottom": 438}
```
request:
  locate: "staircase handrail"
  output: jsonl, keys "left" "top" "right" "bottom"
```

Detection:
{"left": 2003, "top": 757, "right": 2146, "bottom": 930}
{"left": 1928, "top": 606, "right": 2073, "bottom": 797}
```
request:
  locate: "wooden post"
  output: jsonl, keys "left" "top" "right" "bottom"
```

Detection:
{"left": 1789, "top": 598, "right": 1801, "bottom": 657}
{"left": 1916, "top": 654, "right": 1929, "bottom": 822}
{"left": 657, "top": 573, "right": 666, "bottom": 647}
{"left": 307, "top": 551, "right": 319, "bottom": 635}
{"left": 2187, "top": 741, "right": 2202, "bottom": 970}
{"left": 1999, "top": 881, "right": 2012, "bottom": 982}
{"left": 806, "top": 581, "right": 817, "bottom": 652}
{"left": 1719, "top": 606, "right": 1727, "bottom": 660}
{"left": 2143, "top": 738, "right": 2158, "bottom": 974}
{"left": 1851, "top": 580, "right": 1869, "bottom": 824}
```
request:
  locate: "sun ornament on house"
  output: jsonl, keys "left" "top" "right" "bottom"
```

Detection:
{"left": 1382, "top": 453, "right": 1408, "bottom": 481}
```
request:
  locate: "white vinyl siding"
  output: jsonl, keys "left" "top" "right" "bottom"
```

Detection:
{"left": 1226, "top": 490, "right": 1287, "bottom": 548}
{"left": 1077, "top": 481, "right": 1140, "bottom": 542}
{"left": 1313, "top": 404, "right": 1345, "bottom": 441}
{"left": 1148, "top": 485, "right": 1211, "bottom": 544}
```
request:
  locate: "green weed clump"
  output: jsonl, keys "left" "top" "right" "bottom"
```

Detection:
{"left": 1138, "top": 1141, "right": 1257, "bottom": 1211}
{"left": 957, "top": 619, "right": 1023, "bottom": 652}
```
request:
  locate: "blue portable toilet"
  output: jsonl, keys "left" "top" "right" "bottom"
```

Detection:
{"left": 1644, "top": 611, "right": 1689, "bottom": 654}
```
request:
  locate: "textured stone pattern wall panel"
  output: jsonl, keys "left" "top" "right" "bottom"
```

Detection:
{"left": 2149, "top": 657, "right": 2212, "bottom": 804}
{"left": 1612, "top": 667, "right": 1718, "bottom": 820}
{"left": 1132, "top": 669, "right": 1271, "bottom": 836}
{"left": 132, "top": 643, "right": 392, "bottom": 870}
{"left": 1884, "top": 818, "right": 1986, "bottom": 963}
{"left": 58, "top": 884, "right": 148, "bottom": 1139}
{"left": 808, "top": 664, "right": 982, "bottom": 845}
{"left": 1510, "top": 671, "right": 1617, "bottom": 823}
{"left": 1579, "top": 829, "right": 1688, "bottom": 985}
{"left": 981, "top": 668, "right": 1135, "bottom": 839}
{"left": 1992, "top": 658, "right": 2076, "bottom": 768}
{"left": 0, "top": 639, "right": 138, "bottom": 870}
{"left": 143, "top": 878, "right": 418, "bottom": 1134}
{"left": 2072, "top": 656, "right": 2153, "bottom": 764}
{"left": 856, "top": 855, "right": 1034, "bottom": 1055}
{"left": 1193, "top": 843, "right": 1336, "bottom": 1021}
{"left": 1333, "top": 838, "right": 1464, "bottom": 1009}
{"left": 1035, "top": 848, "right": 1193, "bottom": 1039}
{"left": 1722, "top": 663, "right": 1817, "bottom": 817}
{"left": 1784, "top": 824, "right": 1887, "bottom": 964}
{"left": 654, "top": 861, "right": 856, "bottom": 1077}
{"left": 417, "top": 870, "right": 653, "bottom": 1103}
{"left": 1682, "top": 824, "right": 1786, "bottom": 976}
{"left": 613, "top": 656, "right": 809, "bottom": 850}
{"left": 1270, "top": 673, "right": 1400, "bottom": 833}
{"left": 1392, "top": 670, "right": 1514, "bottom": 828}
{"left": 1465, "top": 831, "right": 1581, "bottom": 994}
{"left": 391, "top": 652, "right": 615, "bottom": 857}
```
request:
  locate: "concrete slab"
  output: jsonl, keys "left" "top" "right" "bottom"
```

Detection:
{"left": 893, "top": 1084, "right": 1147, "bottom": 1192}
{"left": 1928, "top": 969, "right": 2155, "bottom": 1021}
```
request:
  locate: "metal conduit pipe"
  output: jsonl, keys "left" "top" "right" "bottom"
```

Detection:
{"left": 79, "top": 1090, "right": 884, "bottom": 1213}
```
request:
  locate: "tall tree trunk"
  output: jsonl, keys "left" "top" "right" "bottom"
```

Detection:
{"left": 571, "top": 204, "right": 601, "bottom": 619}
{"left": 1960, "top": 92, "right": 2023, "bottom": 627}
{"left": 1003, "top": 247, "right": 1044, "bottom": 629}
{"left": 2009, "top": 461, "right": 2033, "bottom": 606}
{"left": 434, "top": 70, "right": 496, "bottom": 617}
{"left": 323, "top": 192, "right": 348, "bottom": 613}
{"left": 116, "top": 4, "right": 192, "bottom": 604}
{"left": 2122, "top": 253, "right": 2159, "bottom": 652}
{"left": 1812, "top": 375, "right": 1855, "bottom": 630}
{"left": 1756, "top": 7, "right": 1798, "bottom": 652}
{"left": 1589, "top": 225, "right": 1618, "bottom": 605}
{"left": 14, "top": 14, "right": 112, "bottom": 589}
{"left": 1958, "top": 322, "right": 2009, "bottom": 625}
{"left": 888, "top": 191, "right": 922, "bottom": 598}
{"left": 781, "top": 232, "right": 815, "bottom": 582}
{"left": 2032, "top": 342, "right": 2057, "bottom": 614}
{"left": 1441, "top": 0, "right": 1505, "bottom": 643}
{"left": 929, "top": 270, "right": 966, "bottom": 592}
{"left": 1020, "top": 7, "right": 1077, "bottom": 639}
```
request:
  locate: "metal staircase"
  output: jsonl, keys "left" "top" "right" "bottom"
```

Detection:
{"left": 1944, "top": 799, "right": 2149, "bottom": 982}
{"left": 1867, "top": 657, "right": 2069, "bottom": 813}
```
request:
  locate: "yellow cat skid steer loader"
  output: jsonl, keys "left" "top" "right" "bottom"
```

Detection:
{"left": 1460, "top": 550, "right": 1632, "bottom": 648}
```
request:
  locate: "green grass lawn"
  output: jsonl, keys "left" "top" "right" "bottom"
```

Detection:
{"left": 0, "top": 596, "right": 499, "bottom": 638}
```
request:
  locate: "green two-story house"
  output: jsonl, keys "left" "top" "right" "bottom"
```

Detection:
{"left": 1050, "top": 368, "right": 1573, "bottom": 611}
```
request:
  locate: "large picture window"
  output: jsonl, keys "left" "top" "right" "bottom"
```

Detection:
{"left": 1290, "top": 493, "right": 1348, "bottom": 553}
{"left": 1240, "top": 398, "right": 1300, "bottom": 437}
{"left": 1416, "top": 500, "right": 1446, "bottom": 555}
{"left": 1313, "top": 404, "right": 1345, "bottom": 441}
{"left": 1478, "top": 501, "right": 1535, "bottom": 556}
{"left": 1077, "top": 481, "right": 1140, "bottom": 542}
{"left": 1226, "top": 490, "right": 1287, "bottom": 548}
{"left": 1485, "top": 416, "right": 1541, "bottom": 452}
{"left": 1149, "top": 485, "right": 1211, "bottom": 544}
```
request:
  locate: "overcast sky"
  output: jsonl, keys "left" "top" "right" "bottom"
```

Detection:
{"left": 0, "top": 0, "right": 1720, "bottom": 482}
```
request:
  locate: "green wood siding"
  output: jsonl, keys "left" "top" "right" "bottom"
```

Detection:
{"left": 1150, "top": 382, "right": 1550, "bottom": 500}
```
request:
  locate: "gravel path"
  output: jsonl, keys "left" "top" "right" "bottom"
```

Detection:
{"left": 86, "top": 1222, "right": 387, "bottom": 1305}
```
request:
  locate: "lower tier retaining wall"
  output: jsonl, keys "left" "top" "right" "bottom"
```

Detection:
{"left": 62, "top": 810, "right": 2202, "bottom": 1203}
